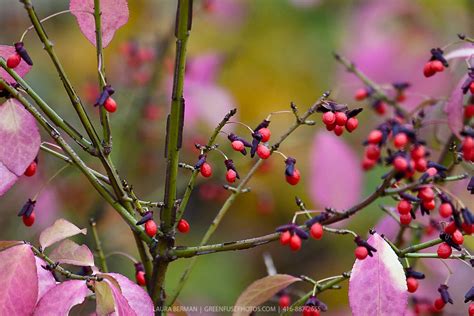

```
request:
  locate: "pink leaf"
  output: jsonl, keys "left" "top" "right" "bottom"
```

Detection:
{"left": 106, "top": 273, "right": 154, "bottom": 316}
{"left": 70, "top": 0, "right": 129, "bottom": 48}
{"left": 39, "top": 218, "right": 87, "bottom": 249}
{"left": 35, "top": 257, "right": 56, "bottom": 303}
{"left": 233, "top": 274, "right": 301, "bottom": 316}
{"left": 349, "top": 234, "right": 408, "bottom": 316}
{"left": 34, "top": 280, "right": 89, "bottom": 315}
{"left": 0, "top": 45, "right": 32, "bottom": 83}
{"left": 0, "top": 244, "right": 38, "bottom": 315}
{"left": 444, "top": 74, "right": 468, "bottom": 138}
{"left": 107, "top": 281, "right": 137, "bottom": 316}
{"left": 49, "top": 239, "right": 95, "bottom": 266}
{"left": 374, "top": 213, "right": 400, "bottom": 241}
{"left": 310, "top": 132, "right": 362, "bottom": 210}
{"left": 0, "top": 98, "right": 40, "bottom": 195}
{"left": 96, "top": 277, "right": 137, "bottom": 316}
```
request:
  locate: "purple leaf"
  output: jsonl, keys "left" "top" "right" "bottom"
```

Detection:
{"left": 444, "top": 75, "right": 468, "bottom": 138}
{"left": 35, "top": 257, "right": 56, "bottom": 303}
{"left": 0, "top": 244, "right": 38, "bottom": 315}
{"left": 106, "top": 273, "right": 154, "bottom": 316}
{"left": 0, "top": 45, "right": 32, "bottom": 83}
{"left": 49, "top": 239, "right": 95, "bottom": 266}
{"left": 310, "top": 132, "right": 362, "bottom": 210}
{"left": 34, "top": 280, "right": 89, "bottom": 315}
{"left": 349, "top": 233, "right": 408, "bottom": 316}
{"left": 70, "top": 0, "right": 129, "bottom": 48}
{"left": 0, "top": 98, "right": 41, "bottom": 196}
{"left": 39, "top": 218, "right": 87, "bottom": 249}
{"left": 233, "top": 274, "right": 301, "bottom": 316}
{"left": 95, "top": 276, "right": 138, "bottom": 316}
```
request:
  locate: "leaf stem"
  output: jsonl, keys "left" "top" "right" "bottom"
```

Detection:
{"left": 90, "top": 218, "right": 108, "bottom": 273}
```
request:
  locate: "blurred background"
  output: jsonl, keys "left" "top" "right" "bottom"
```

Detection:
{"left": 0, "top": 0, "right": 473, "bottom": 314}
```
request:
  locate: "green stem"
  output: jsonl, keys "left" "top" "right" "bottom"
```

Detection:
{"left": 133, "top": 233, "right": 153, "bottom": 293}
{"left": 400, "top": 238, "right": 443, "bottom": 255}
{"left": 90, "top": 218, "right": 108, "bottom": 273}
{"left": 93, "top": 0, "right": 112, "bottom": 152}
{"left": 405, "top": 253, "right": 473, "bottom": 259}
{"left": 152, "top": 0, "right": 193, "bottom": 310}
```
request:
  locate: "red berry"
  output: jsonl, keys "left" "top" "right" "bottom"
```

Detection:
{"left": 418, "top": 187, "right": 434, "bottom": 202}
{"left": 422, "top": 199, "right": 436, "bottom": 211}
{"left": 257, "top": 144, "right": 271, "bottom": 159}
{"left": 430, "top": 60, "right": 444, "bottom": 72}
{"left": 231, "top": 140, "right": 244, "bottom": 152}
{"left": 302, "top": 306, "right": 320, "bottom": 316}
{"left": 433, "top": 297, "right": 445, "bottom": 311}
{"left": 397, "top": 200, "right": 412, "bottom": 215}
{"left": 439, "top": 203, "right": 453, "bottom": 218}
{"left": 469, "top": 303, "right": 474, "bottom": 316}
{"left": 104, "top": 97, "right": 117, "bottom": 113}
{"left": 368, "top": 130, "right": 383, "bottom": 144}
{"left": 310, "top": 223, "right": 323, "bottom": 240}
{"left": 289, "top": 234, "right": 302, "bottom": 251}
{"left": 285, "top": 169, "right": 300, "bottom": 185}
{"left": 410, "top": 145, "right": 425, "bottom": 160}
{"left": 135, "top": 271, "right": 146, "bottom": 286}
{"left": 279, "top": 231, "right": 291, "bottom": 245}
{"left": 406, "top": 277, "right": 418, "bottom": 293}
{"left": 322, "top": 111, "right": 336, "bottom": 125}
{"left": 325, "top": 122, "right": 336, "bottom": 131}
{"left": 437, "top": 242, "right": 452, "bottom": 259}
{"left": 396, "top": 93, "right": 406, "bottom": 102}
{"left": 393, "top": 133, "right": 408, "bottom": 148}
{"left": 200, "top": 162, "right": 212, "bottom": 177}
{"left": 278, "top": 294, "right": 291, "bottom": 309}
{"left": 333, "top": 125, "right": 344, "bottom": 136}
{"left": 393, "top": 156, "right": 408, "bottom": 172}
{"left": 177, "top": 219, "right": 190, "bottom": 233}
{"left": 462, "top": 223, "right": 473, "bottom": 235}
{"left": 144, "top": 220, "right": 157, "bottom": 237}
{"left": 451, "top": 229, "right": 464, "bottom": 245}
{"left": 365, "top": 144, "right": 381, "bottom": 160}
{"left": 258, "top": 128, "right": 271, "bottom": 142}
{"left": 335, "top": 112, "right": 347, "bottom": 126}
{"left": 464, "top": 104, "right": 474, "bottom": 119}
{"left": 226, "top": 169, "right": 237, "bottom": 183}
{"left": 400, "top": 213, "right": 412, "bottom": 225}
{"left": 354, "top": 88, "right": 368, "bottom": 101}
{"left": 414, "top": 158, "right": 427, "bottom": 172}
{"left": 22, "top": 212, "right": 35, "bottom": 227}
{"left": 423, "top": 62, "right": 435, "bottom": 77}
{"left": 426, "top": 167, "right": 437, "bottom": 177}
{"left": 362, "top": 157, "right": 377, "bottom": 170}
{"left": 444, "top": 222, "right": 457, "bottom": 234}
{"left": 24, "top": 161, "right": 37, "bottom": 177}
{"left": 470, "top": 82, "right": 474, "bottom": 94}
{"left": 374, "top": 102, "right": 387, "bottom": 115}
{"left": 355, "top": 246, "right": 368, "bottom": 260}
{"left": 345, "top": 117, "right": 358, "bottom": 132}
{"left": 7, "top": 53, "right": 21, "bottom": 69}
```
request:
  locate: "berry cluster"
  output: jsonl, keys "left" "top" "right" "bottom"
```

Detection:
{"left": 423, "top": 48, "right": 448, "bottom": 78}
{"left": 318, "top": 101, "right": 363, "bottom": 136}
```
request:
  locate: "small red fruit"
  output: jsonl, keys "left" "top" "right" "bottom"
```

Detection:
{"left": 397, "top": 200, "right": 412, "bottom": 215}
{"left": 365, "top": 144, "right": 381, "bottom": 160}
{"left": 418, "top": 187, "right": 434, "bottom": 201}
{"left": 410, "top": 145, "right": 425, "bottom": 160}
{"left": 393, "top": 133, "right": 408, "bottom": 148}
{"left": 200, "top": 162, "right": 212, "bottom": 177}
{"left": 104, "top": 97, "right": 117, "bottom": 113}
{"left": 333, "top": 125, "right": 344, "bottom": 136}
{"left": 422, "top": 199, "right": 436, "bottom": 211}
{"left": 144, "top": 220, "right": 157, "bottom": 237}
{"left": 278, "top": 294, "right": 291, "bottom": 309}
{"left": 354, "top": 88, "right": 368, "bottom": 101}
{"left": 345, "top": 117, "right": 358, "bottom": 132}
{"left": 289, "top": 234, "right": 302, "bottom": 251}
{"left": 374, "top": 102, "right": 387, "bottom": 115}
{"left": 226, "top": 169, "right": 237, "bottom": 183}
{"left": 437, "top": 242, "right": 452, "bottom": 259}
{"left": 7, "top": 53, "right": 21, "bottom": 69}
{"left": 423, "top": 62, "right": 435, "bottom": 77}
{"left": 135, "top": 271, "right": 146, "bottom": 286}
{"left": 426, "top": 167, "right": 437, "bottom": 177}
{"left": 335, "top": 112, "right": 347, "bottom": 126}
{"left": 406, "top": 277, "right": 418, "bottom": 293}
{"left": 231, "top": 140, "right": 244, "bottom": 152}
{"left": 444, "top": 222, "right": 457, "bottom": 234}
{"left": 285, "top": 169, "right": 300, "bottom": 185}
{"left": 258, "top": 128, "right": 271, "bottom": 142}
{"left": 430, "top": 60, "right": 444, "bottom": 72}
{"left": 310, "top": 223, "right": 323, "bottom": 240}
{"left": 302, "top": 306, "right": 320, "bottom": 316}
{"left": 24, "top": 161, "right": 37, "bottom": 177}
{"left": 322, "top": 111, "right": 336, "bottom": 125}
{"left": 469, "top": 303, "right": 474, "bottom": 316}
{"left": 22, "top": 212, "right": 35, "bottom": 227}
{"left": 279, "top": 231, "right": 291, "bottom": 245}
{"left": 433, "top": 297, "right": 445, "bottom": 311}
{"left": 362, "top": 157, "right": 377, "bottom": 170}
{"left": 355, "top": 246, "right": 368, "bottom": 260}
{"left": 257, "top": 144, "right": 271, "bottom": 159}
{"left": 368, "top": 130, "right": 383, "bottom": 144}
{"left": 400, "top": 213, "right": 412, "bottom": 225}
{"left": 470, "top": 82, "right": 474, "bottom": 94}
{"left": 464, "top": 104, "right": 474, "bottom": 119}
{"left": 393, "top": 156, "right": 408, "bottom": 172}
{"left": 451, "top": 229, "right": 464, "bottom": 245}
{"left": 439, "top": 203, "right": 453, "bottom": 218}
{"left": 414, "top": 158, "right": 427, "bottom": 172}
{"left": 177, "top": 219, "right": 190, "bottom": 233}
